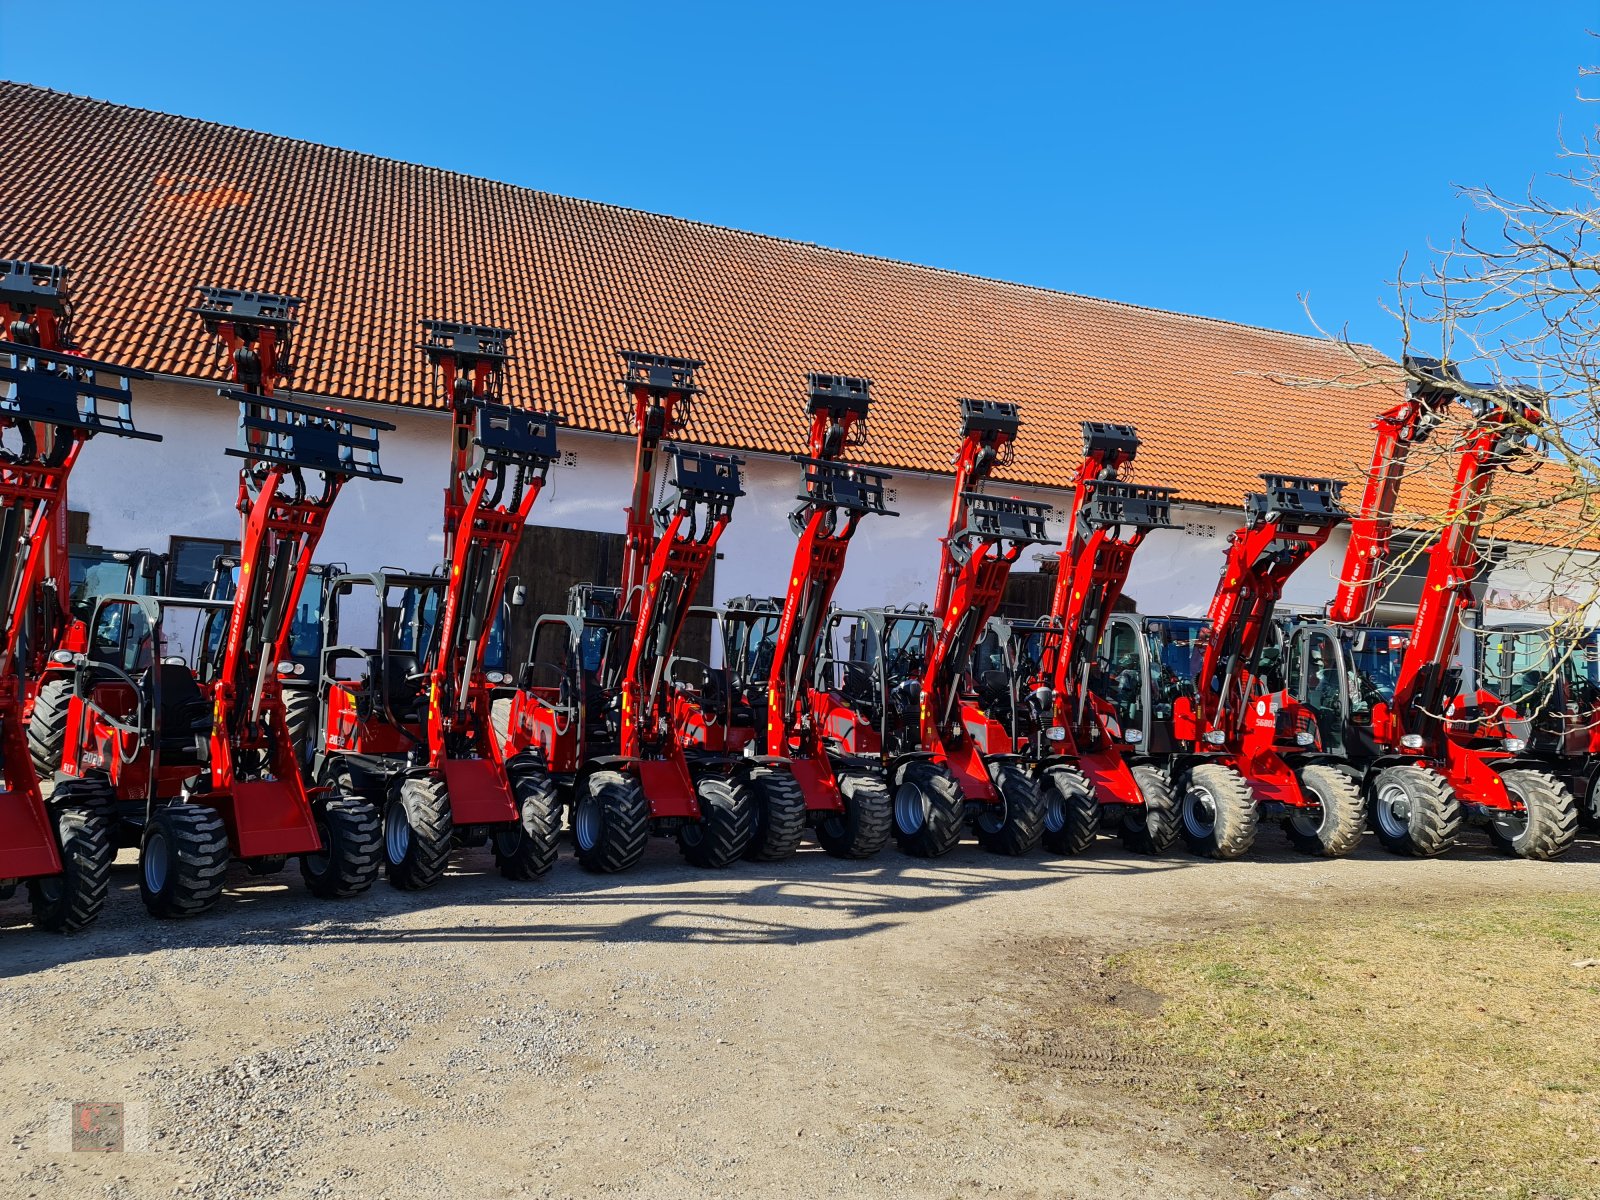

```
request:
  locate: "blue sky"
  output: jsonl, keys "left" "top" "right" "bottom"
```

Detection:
{"left": 1, "top": 2, "right": 1595, "bottom": 351}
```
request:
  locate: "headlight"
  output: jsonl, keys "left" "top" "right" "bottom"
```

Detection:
{"left": 275, "top": 660, "right": 295, "bottom": 675}
{"left": 1503, "top": 737, "right": 1526, "bottom": 754}
{"left": 1124, "top": 729, "right": 1143, "bottom": 745}
{"left": 1045, "top": 726, "right": 1067, "bottom": 743}
{"left": 1294, "top": 731, "right": 1315, "bottom": 747}
{"left": 293, "top": 663, "right": 306, "bottom": 677}
{"left": 50, "top": 649, "right": 74, "bottom": 665}
{"left": 1202, "top": 730, "right": 1227, "bottom": 746}
{"left": 486, "top": 671, "right": 507, "bottom": 684}
{"left": 1400, "top": 734, "right": 1424, "bottom": 750}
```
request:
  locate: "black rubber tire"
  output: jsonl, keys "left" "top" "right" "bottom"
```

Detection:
{"left": 816, "top": 768, "right": 893, "bottom": 859}
{"left": 301, "top": 794, "right": 383, "bottom": 898}
{"left": 892, "top": 759, "right": 966, "bottom": 858}
{"left": 574, "top": 770, "right": 650, "bottom": 874}
{"left": 679, "top": 775, "right": 756, "bottom": 868}
{"left": 741, "top": 765, "right": 807, "bottom": 862}
{"left": 385, "top": 775, "right": 454, "bottom": 891}
{"left": 1179, "top": 763, "right": 1258, "bottom": 860}
{"left": 489, "top": 697, "right": 513, "bottom": 754}
{"left": 26, "top": 792, "right": 114, "bottom": 933}
{"left": 1285, "top": 764, "right": 1366, "bottom": 858}
{"left": 139, "top": 803, "right": 229, "bottom": 919}
{"left": 1370, "top": 764, "right": 1460, "bottom": 857}
{"left": 1041, "top": 765, "right": 1098, "bottom": 855}
{"left": 976, "top": 759, "right": 1045, "bottom": 855}
{"left": 493, "top": 760, "right": 562, "bottom": 880}
{"left": 27, "top": 677, "right": 72, "bottom": 779}
{"left": 1121, "top": 765, "right": 1180, "bottom": 854}
{"left": 282, "top": 684, "right": 316, "bottom": 772}
{"left": 1488, "top": 770, "right": 1579, "bottom": 861}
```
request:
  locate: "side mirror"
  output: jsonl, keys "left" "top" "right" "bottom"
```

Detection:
{"left": 510, "top": 584, "right": 527, "bottom": 608}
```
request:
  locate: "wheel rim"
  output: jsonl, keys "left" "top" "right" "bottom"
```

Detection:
{"left": 384, "top": 799, "right": 411, "bottom": 865}
{"left": 1490, "top": 806, "right": 1528, "bottom": 844}
{"left": 304, "top": 820, "right": 331, "bottom": 877}
{"left": 143, "top": 828, "right": 170, "bottom": 893}
{"left": 493, "top": 826, "right": 523, "bottom": 857}
{"left": 1287, "top": 804, "right": 1327, "bottom": 838}
{"left": 1374, "top": 782, "right": 1412, "bottom": 839}
{"left": 1182, "top": 785, "right": 1217, "bottom": 839}
{"left": 1585, "top": 775, "right": 1600, "bottom": 823}
{"left": 1044, "top": 787, "right": 1067, "bottom": 834}
{"left": 575, "top": 793, "right": 601, "bottom": 851}
{"left": 894, "top": 781, "right": 928, "bottom": 834}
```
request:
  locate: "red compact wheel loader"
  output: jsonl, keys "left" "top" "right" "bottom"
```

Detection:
{"left": 812, "top": 398, "right": 1053, "bottom": 858}
{"left": 0, "top": 286, "right": 162, "bottom": 931}
{"left": 970, "top": 422, "right": 1181, "bottom": 854}
{"left": 1281, "top": 356, "right": 1579, "bottom": 859}
{"left": 55, "top": 288, "right": 401, "bottom": 917}
{"left": 1097, "top": 474, "right": 1348, "bottom": 858}
{"left": 497, "top": 352, "right": 753, "bottom": 873}
{"left": 717, "top": 372, "right": 899, "bottom": 860}
{"left": 315, "top": 321, "right": 560, "bottom": 890}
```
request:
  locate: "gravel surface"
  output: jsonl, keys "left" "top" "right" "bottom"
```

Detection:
{"left": 3, "top": 827, "right": 1596, "bottom": 1199}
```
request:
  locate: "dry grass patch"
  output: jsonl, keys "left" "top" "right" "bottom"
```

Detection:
{"left": 1094, "top": 893, "right": 1600, "bottom": 1199}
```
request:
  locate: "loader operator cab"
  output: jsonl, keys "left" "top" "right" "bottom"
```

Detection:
{"left": 1096, "top": 614, "right": 1205, "bottom": 756}
{"left": 1479, "top": 623, "right": 1600, "bottom": 755}
{"left": 512, "top": 610, "right": 627, "bottom": 760}
{"left": 210, "top": 555, "right": 343, "bottom": 680}
{"left": 68, "top": 546, "right": 167, "bottom": 622}
{"left": 72, "top": 594, "right": 232, "bottom": 771}
{"left": 319, "top": 572, "right": 443, "bottom": 746}
{"left": 717, "top": 597, "right": 783, "bottom": 730}
{"left": 817, "top": 607, "right": 936, "bottom": 757}
{"left": 1280, "top": 623, "right": 1406, "bottom": 759}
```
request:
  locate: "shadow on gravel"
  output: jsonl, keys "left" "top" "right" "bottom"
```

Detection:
{"left": 5, "top": 827, "right": 1598, "bottom": 978}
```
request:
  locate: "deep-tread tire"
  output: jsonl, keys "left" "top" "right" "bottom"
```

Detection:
{"left": 385, "top": 775, "right": 454, "bottom": 891}
{"left": 1285, "top": 764, "right": 1366, "bottom": 858}
{"left": 680, "top": 775, "right": 755, "bottom": 868}
{"left": 301, "top": 794, "right": 383, "bottom": 898}
{"left": 1370, "top": 765, "right": 1460, "bottom": 858}
{"left": 741, "top": 765, "right": 807, "bottom": 862}
{"left": 489, "top": 697, "right": 513, "bottom": 755}
{"left": 892, "top": 759, "right": 966, "bottom": 858}
{"left": 26, "top": 796, "right": 114, "bottom": 933}
{"left": 1041, "top": 765, "right": 1099, "bottom": 855}
{"left": 1489, "top": 770, "right": 1579, "bottom": 861}
{"left": 139, "top": 803, "right": 229, "bottom": 919}
{"left": 574, "top": 770, "right": 650, "bottom": 874}
{"left": 1121, "top": 765, "right": 1180, "bottom": 854}
{"left": 976, "top": 759, "right": 1045, "bottom": 856}
{"left": 1179, "top": 763, "right": 1258, "bottom": 860}
{"left": 493, "top": 761, "right": 562, "bottom": 880}
{"left": 817, "top": 769, "right": 892, "bottom": 859}
{"left": 282, "top": 685, "right": 316, "bottom": 772}
{"left": 26, "top": 677, "right": 72, "bottom": 779}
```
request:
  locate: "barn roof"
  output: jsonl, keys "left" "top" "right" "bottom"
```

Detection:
{"left": 0, "top": 81, "right": 1399, "bottom": 507}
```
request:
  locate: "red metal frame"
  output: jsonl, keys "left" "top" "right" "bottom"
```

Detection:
{"left": 1171, "top": 476, "right": 1344, "bottom": 808}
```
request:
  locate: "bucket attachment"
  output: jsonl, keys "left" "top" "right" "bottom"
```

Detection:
{"left": 1081, "top": 421, "right": 1141, "bottom": 462}
{"left": 1246, "top": 474, "right": 1346, "bottom": 528}
{"left": 1082, "top": 479, "right": 1177, "bottom": 533}
{"left": 794, "top": 457, "right": 895, "bottom": 517}
{"left": 0, "top": 342, "right": 157, "bottom": 443}
{"left": 224, "top": 391, "right": 401, "bottom": 482}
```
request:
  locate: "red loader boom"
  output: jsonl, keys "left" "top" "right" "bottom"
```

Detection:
{"left": 890, "top": 398, "right": 1054, "bottom": 859}
{"left": 0, "top": 333, "right": 158, "bottom": 931}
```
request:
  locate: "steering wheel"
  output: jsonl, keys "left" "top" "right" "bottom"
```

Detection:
{"left": 83, "top": 660, "right": 153, "bottom": 765}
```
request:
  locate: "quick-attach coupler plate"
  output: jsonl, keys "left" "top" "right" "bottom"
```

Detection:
{"left": 474, "top": 401, "right": 559, "bottom": 469}
{"left": 0, "top": 342, "right": 157, "bottom": 441}
{"left": 224, "top": 389, "right": 401, "bottom": 482}
{"left": 420, "top": 319, "right": 513, "bottom": 367}
{"left": 1246, "top": 474, "right": 1346, "bottom": 527}
{"left": 668, "top": 446, "right": 745, "bottom": 499}
{"left": 618, "top": 350, "right": 703, "bottom": 397}
{"left": 959, "top": 397, "right": 1021, "bottom": 438}
{"left": 1082, "top": 479, "right": 1177, "bottom": 531}
{"left": 1080, "top": 421, "right": 1140, "bottom": 462}
{"left": 794, "top": 456, "right": 896, "bottom": 516}
{"left": 957, "top": 493, "right": 1057, "bottom": 547}
{"left": 0, "top": 259, "right": 69, "bottom": 308}
{"left": 192, "top": 286, "right": 301, "bottom": 332}
{"left": 806, "top": 372, "right": 871, "bottom": 417}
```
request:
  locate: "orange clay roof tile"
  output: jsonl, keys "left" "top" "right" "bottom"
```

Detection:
{"left": 0, "top": 82, "right": 1398, "bottom": 506}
